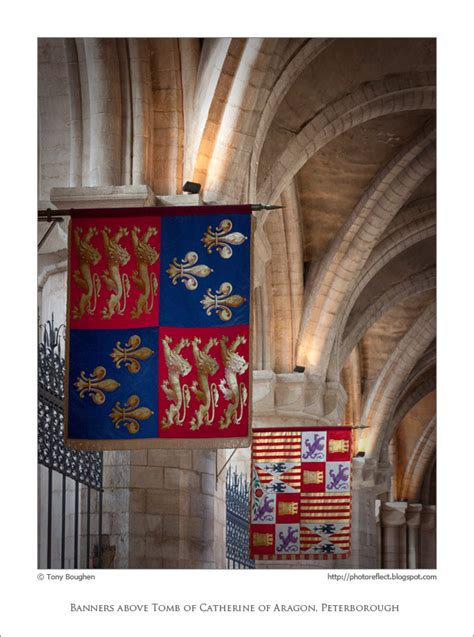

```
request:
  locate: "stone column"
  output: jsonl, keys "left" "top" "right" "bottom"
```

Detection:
{"left": 83, "top": 39, "right": 123, "bottom": 186}
{"left": 420, "top": 505, "right": 436, "bottom": 568}
{"left": 128, "top": 449, "right": 226, "bottom": 568}
{"left": 406, "top": 503, "right": 423, "bottom": 569}
{"left": 380, "top": 502, "right": 407, "bottom": 569}
{"left": 347, "top": 458, "right": 390, "bottom": 569}
{"left": 375, "top": 499, "right": 382, "bottom": 568}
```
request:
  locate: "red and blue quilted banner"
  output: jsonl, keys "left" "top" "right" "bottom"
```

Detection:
{"left": 64, "top": 205, "right": 252, "bottom": 450}
{"left": 250, "top": 427, "right": 352, "bottom": 560}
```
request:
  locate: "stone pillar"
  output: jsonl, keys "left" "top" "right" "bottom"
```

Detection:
{"left": 420, "top": 505, "right": 436, "bottom": 568}
{"left": 380, "top": 502, "right": 407, "bottom": 569}
{"left": 375, "top": 499, "right": 382, "bottom": 568}
{"left": 406, "top": 503, "right": 423, "bottom": 569}
{"left": 347, "top": 458, "right": 386, "bottom": 569}
{"left": 128, "top": 449, "right": 226, "bottom": 568}
{"left": 83, "top": 39, "right": 123, "bottom": 186}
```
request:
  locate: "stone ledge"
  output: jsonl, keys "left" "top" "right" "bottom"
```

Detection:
{"left": 156, "top": 194, "right": 201, "bottom": 206}
{"left": 252, "top": 370, "right": 275, "bottom": 414}
{"left": 50, "top": 185, "right": 155, "bottom": 209}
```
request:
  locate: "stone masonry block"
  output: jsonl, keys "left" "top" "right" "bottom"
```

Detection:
{"left": 129, "top": 466, "right": 164, "bottom": 489}
{"left": 145, "top": 535, "right": 164, "bottom": 559}
{"left": 162, "top": 514, "right": 180, "bottom": 540}
{"left": 192, "top": 450, "right": 216, "bottom": 474}
{"left": 147, "top": 449, "right": 193, "bottom": 469}
{"left": 103, "top": 488, "right": 129, "bottom": 513}
{"left": 190, "top": 493, "right": 215, "bottom": 517}
{"left": 189, "top": 516, "right": 205, "bottom": 541}
{"left": 146, "top": 489, "right": 188, "bottom": 515}
{"left": 130, "top": 489, "right": 146, "bottom": 513}
{"left": 129, "top": 513, "right": 146, "bottom": 536}
{"left": 130, "top": 450, "right": 147, "bottom": 465}
{"left": 201, "top": 473, "right": 216, "bottom": 496}
{"left": 190, "top": 541, "right": 214, "bottom": 562}
{"left": 103, "top": 464, "right": 129, "bottom": 488}
{"left": 129, "top": 535, "right": 145, "bottom": 559}
{"left": 164, "top": 468, "right": 200, "bottom": 491}
{"left": 111, "top": 512, "right": 129, "bottom": 535}
{"left": 104, "top": 451, "right": 130, "bottom": 466}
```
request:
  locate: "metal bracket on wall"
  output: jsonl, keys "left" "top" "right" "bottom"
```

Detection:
{"left": 38, "top": 216, "right": 64, "bottom": 251}
{"left": 215, "top": 448, "right": 239, "bottom": 488}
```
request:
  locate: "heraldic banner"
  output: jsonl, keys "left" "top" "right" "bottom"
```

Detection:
{"left": 250, "top": 426, "right": 352, "bottom": 560}
{"left": 65, "top": 205, "right": 252, "bottom": 450}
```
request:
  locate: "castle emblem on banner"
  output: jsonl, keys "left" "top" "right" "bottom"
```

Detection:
{"left": 250, "top": 427, "right": 352, "bottom": 560}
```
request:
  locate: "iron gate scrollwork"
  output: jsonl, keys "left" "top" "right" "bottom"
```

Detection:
{"left": 38, "top": 315, "right": 104, "bottom": 569}
{"left": 225, "top": 468, "right": 255, "bottom": 569}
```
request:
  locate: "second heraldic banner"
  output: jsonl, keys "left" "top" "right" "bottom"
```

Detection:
{"left": 250, "top": 426, "right": 352, "bottom": 560}
{"left": 64, "top": 205, "right": 253, "bottom": 450}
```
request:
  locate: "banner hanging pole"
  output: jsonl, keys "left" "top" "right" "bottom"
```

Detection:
{"left": 37, "top": 204, "right": 284, "bottom": 220}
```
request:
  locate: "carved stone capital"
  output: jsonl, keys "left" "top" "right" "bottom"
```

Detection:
{"left": 406, "top": 503, "right": 423, "bottom": 527}
{"left": 274, "top": 372, "right": 306, "bottom": 412}
{"left": 323, "top": 381, "right": 348, "bottom": 424}
{"left": 420, "top": 505, "right": 436, "bottom": 531}
{"left": 303, "top": 373, "right": 325, "bottom": 417}
{"left": 351, "top": 457, "right": 365, "bottom": 486}
{"left": 380, "top": 502, "right": 407, "bottom": 527}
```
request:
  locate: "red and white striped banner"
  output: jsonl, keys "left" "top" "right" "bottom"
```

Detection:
{"left": 250, "top": 426, "right": 352, "bottom": 560}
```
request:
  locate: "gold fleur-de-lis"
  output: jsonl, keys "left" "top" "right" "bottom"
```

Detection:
{"left": 74, "top": 366, "right": 120, "bottom": 405}
{"left": 166, "top": 251, "right": 213, "bottom": 290}
{"left": 109, "top": 395, "right": 154, "bottom": 434}
{"left": 200, "top": 282, "right": 246, "bottom": 321}
{"left": 201, "top": 219, "right": 248, "bottom": 259}
{"left": 110, "top": 335, "right": 154, "bottom": 374}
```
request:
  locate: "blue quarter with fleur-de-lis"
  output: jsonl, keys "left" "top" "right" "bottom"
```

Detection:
{"left": 159, "top": 213, "right": 251, "bottom": 328}
{"left": 68, "top": 327, "right": 158, "bottom": 439}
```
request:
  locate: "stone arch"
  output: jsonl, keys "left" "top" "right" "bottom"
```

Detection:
{"left": 198, "top": 39, "right": 332, "bottom": 204}
{"left": 327, "top": 198, "right": 435, "bottom": 380}
{"left": 399, "top": 417, "right": 436, "bottom": 501}
{"left": 257, "top": 72, "right": 435, "bottom": 203}
{"left": 248, "top": 38, "right": 334, "bottom": 201}
{"left": 339, "top": 266, "right": 436, "bottom": 371}
{"left": 296, "top": 125, "right": 436, "bottom": 376}
{"left": 382, "top": 372, "right": 436, "bottom": 455}
{"left": 405, "top": 346, "right": 436, "bottom": 387}
{"left": 382, "top": 195, "right": 435, "bottom": 237}
{"left": 264, "top": 181, "right": 304, "bottom": 372}
{"left": 359, "top": 301, "right": 436, "bottom": 457}
{"left": 200, "top": 37, "right": 275, "bottom": 203}
{"left": 420, "top": 453, "right": 436, "bottom": 505}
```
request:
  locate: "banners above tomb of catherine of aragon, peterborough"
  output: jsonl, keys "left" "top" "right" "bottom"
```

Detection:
{"left": 64, "top": 205, "right": 253, "bottom": 450}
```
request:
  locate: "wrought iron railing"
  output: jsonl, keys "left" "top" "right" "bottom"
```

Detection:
{"left": 225, "top": 468, "right": 255, "bottom": 569}
{"left": 38, "top": 315, "right": 104, "bottom": 568}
